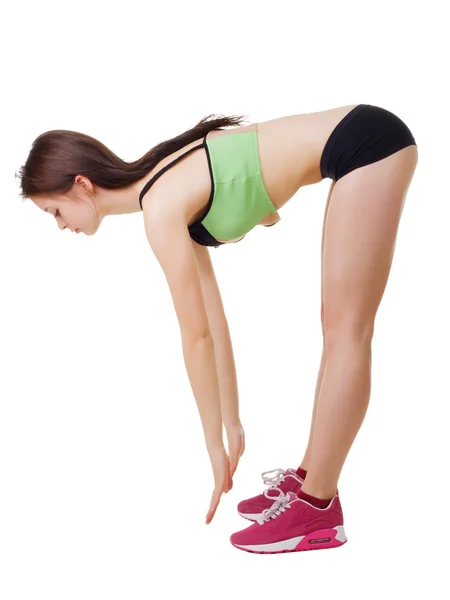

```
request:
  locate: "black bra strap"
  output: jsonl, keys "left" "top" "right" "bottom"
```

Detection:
{"left": 139, "top": 135, "right": 208, "bottom": 210}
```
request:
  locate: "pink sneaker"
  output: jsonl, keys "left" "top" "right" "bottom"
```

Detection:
{"left": 231, "top": 491, "right": 347, "bottom": 554}
{"left": 237, "top": 468, "right": 304, "bottom": 521}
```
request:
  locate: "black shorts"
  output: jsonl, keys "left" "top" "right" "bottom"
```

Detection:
{"left": 320, "top": 104, "right": 417, "bottom": 182}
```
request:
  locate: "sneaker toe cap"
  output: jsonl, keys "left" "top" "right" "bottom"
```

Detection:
{"left": 230, "top": 526, "right": 254, "bottom": 547}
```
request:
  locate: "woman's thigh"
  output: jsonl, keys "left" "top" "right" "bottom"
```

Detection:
{"left": 320, "top": 180, "right": 335, "bottom": 333}
{"left": 322, "top": 145, "right": 418, "bottom": 337}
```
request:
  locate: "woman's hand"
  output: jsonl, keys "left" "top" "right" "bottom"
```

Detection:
{"left": 205, "top": 445, "right": 232, "bottom": 524}
{"left": 226, "top": 422, "right": 246, "bottom": 477}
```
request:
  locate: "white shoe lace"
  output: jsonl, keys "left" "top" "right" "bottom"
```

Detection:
{"left": 256, "top": 493, "right": 293, "bottom": 525}
{"left": 260, "top": 468, "right": 303, "bottom": 500}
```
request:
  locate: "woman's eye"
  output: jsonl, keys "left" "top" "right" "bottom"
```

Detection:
{"left": 55, "top": 210, "right": 60, "bottom": 218}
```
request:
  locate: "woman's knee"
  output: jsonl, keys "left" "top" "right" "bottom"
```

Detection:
{"left": 323, "top": 310, "right": 375, "bottom": 349}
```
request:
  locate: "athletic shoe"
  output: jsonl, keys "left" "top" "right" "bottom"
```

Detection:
{"left": 237, "top": 468, "right": 304, "bottom": 521}
{"left": 231, "top": 491, "right": 347, "bottom": 554}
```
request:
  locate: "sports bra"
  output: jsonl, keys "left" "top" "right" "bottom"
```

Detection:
{"left": 138, "top": 127, "right": 279, "bottom": 248}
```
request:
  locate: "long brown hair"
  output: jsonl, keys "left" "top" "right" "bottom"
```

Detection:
{"left": 17, "top": 114, "right": 247, "bottom": 199}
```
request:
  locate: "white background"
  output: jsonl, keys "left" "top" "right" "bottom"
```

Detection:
{"left": 1, "top": 1, "right": 449, "bottom": 598}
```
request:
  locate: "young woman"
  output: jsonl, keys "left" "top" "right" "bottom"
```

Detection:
{"left": 18, "top": 103, "right": 418, "bottom": 553}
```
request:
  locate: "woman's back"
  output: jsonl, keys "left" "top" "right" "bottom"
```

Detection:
{"left": 139, "top": 105, "right": 358, "bottom": 244}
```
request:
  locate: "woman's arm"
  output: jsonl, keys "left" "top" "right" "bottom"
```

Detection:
{"left": 143, "top": 212, "right": 223, "bottom": 449}
{"left": 143, "top": 205, "right": 232, "bottom": 522}
{"left": 192, "top": 242, "right": 245, "bottom": 475}
{"left": 192, "top": 242, "right": 240, "bottom": 428}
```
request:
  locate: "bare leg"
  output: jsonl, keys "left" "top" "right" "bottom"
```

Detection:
{"left": 301, "top": 145, "right": 418, "bottom": 499}
{"left": 298, "top": 181, "right": 334, "bottom": 471}
{"left": 299, "top": 344, "right": 326, "bottom": 471}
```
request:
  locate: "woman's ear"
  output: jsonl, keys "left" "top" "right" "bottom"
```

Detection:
{"left": 74, "top": 174, "right": 94, "bottom": 194}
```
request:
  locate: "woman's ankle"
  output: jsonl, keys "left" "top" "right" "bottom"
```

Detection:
{"left": 301, "top": 474, "right": 337, "bottom": 500}
{"left": 297, "top": 488, "right": 334, "bottom": 509}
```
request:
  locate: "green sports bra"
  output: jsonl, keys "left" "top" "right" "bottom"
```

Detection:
{"left": 139, "top": 127, "right": 279, "bottom": 248}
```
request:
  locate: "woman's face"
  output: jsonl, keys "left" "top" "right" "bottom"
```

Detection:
{"left": 32, "top": 183, "right": 101, "bottom": 236}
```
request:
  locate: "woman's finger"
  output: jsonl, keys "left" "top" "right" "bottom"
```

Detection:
{"left": 226, "top": 468, "right": 233, "bottom": 493}
{"left": 205, "top": 507, "right": 216, "bottom": 525}
{"left": 229, "top": 452, "right": 238, "bottom": 479}
{"left": 230, "top": 439, "right": 244, "bottom": 477}
{"left": 205, "top": 486, "right": 222, "bottom": 524}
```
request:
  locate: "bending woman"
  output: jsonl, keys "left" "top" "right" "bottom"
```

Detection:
{"left": 18, "top": 103, "right": 418, "bottom": 553}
